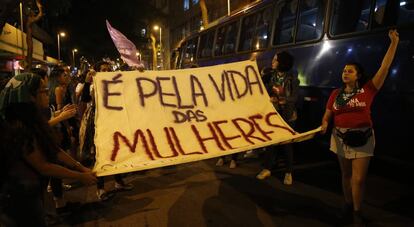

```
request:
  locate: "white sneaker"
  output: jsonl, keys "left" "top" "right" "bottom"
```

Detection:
{"left": 96, "top": 189, "right": 109, "bottom": 201}
{"left": 215, "top": 158, "right": 224, "bottom": 166}
{"left": 229, "top": 160, "right": 237, "bottom": 169}
{"left": 114, "top": 182, "right": 134, "bottom": 191}
{"left": 62, "top": 183, "right": 72, "bottom": 191}
{"left": 243, "top": 150, "right": 255, "bottom": 158}
{"left": 283, "top": 173, "right": 293, "bottom": 185}
{"left": 256, "top": 169, "right": 271, "bottom": 180}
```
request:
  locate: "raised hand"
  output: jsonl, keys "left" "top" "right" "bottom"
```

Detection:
{"left": 59, "top": 104, "right": 77, "bottom": 121}
{"left": 388, "top": 29, "right": 399, "bottom": 44}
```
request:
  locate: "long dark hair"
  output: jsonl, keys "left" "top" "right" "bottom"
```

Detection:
{"left": 276, "top": 51, "right": 294, "bottom": 72}
{"left": 49, "top": 67, "right": 65, "bottom": 107}
{"left": 1, "top": 79, "right": 59, "bottom": 175}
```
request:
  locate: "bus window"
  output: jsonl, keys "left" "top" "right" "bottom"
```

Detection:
{"left": 330, "top": 0, "right": 371, "bottom": 35}
{"left": 199, "top": 31, "right": 215, "bottom": 58}
{"left": 274, "top": 0, "right": 298, "bottom": 45}
{"left": 239, "top": 13, "right": 258, "bottom": 51}
{"left": 296, "top": 0, "right": 324, "bottom": 41}
{"left": 252, "top": 7, "right": 273, "bottom": 49}
{"left": 223, "top": 22, "right": 238, "bottom": 54}
{"left": 373, "top": 0, "right": 414, "bottom": 28}
{"left": 214, "top": 26, "right": 226, "bottom": 56}
{"left": 182, "top": 38, "right": 198, "bottom": 67}
{"left": 215, "top": 21, "right": 238, "bottom": 56}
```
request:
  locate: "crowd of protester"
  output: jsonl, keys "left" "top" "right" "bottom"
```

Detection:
{"left": 0, "top": 29, "right": 399, "bottom": 227}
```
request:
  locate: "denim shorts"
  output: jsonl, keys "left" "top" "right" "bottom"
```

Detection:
{"left": 330, "top": 127, "right": 375, "bottom": 159}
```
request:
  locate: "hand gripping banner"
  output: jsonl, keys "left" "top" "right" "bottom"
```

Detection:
{"left": 93, "top": 60, "right": 321, "bottom": 176}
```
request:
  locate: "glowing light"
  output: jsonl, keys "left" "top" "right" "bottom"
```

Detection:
{"left": 312, "top": 23, "right": 316, "bottom": 27}
{"left": 153, "top": 25, "right": 160, "bottom": 31}
{"left": 256, "top": 42, "right": 260, "bottom": 49}
{"left": 59, "top": 32, "right": 66, "bottom": 37}
{"left": 316, "top": 40, "right": 332, "bottom": 59}
{"left": 263, "top": 35, "right": 268, "bottom": 39}
{"left": 400, "top": 1, "right": 406, "bottom": 6}
{"left": 347, "top": 48, "right": 353, "bottom": 53}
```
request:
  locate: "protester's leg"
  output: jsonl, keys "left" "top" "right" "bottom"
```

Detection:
{"left": 114, "top": 174, "right": 134, "bottom": 190}
{"left": 257, "top": 146, "right": 276, "bottom": 179}
{"left": 114, "top": 174, "right": 125, "bottom": 185}
{"left": 96, "top": 177, "right": 108, "bottom": 201}
{"left": 351, "top": 157, "right": 371, "bottom": 211}
{"left": 97, "top": 177, "right": 104, "bottom": 190}
{"left": 229, "top": 154, "right": 237, "bottom": 168}
{"left": 338, "top": 156, "right": 353, "bottom": 205}
{"left": 264, "top": 146, "right": 278, "bottom": 170}
{"left": 283, "top": 144, "right": 294, "bottom": 185}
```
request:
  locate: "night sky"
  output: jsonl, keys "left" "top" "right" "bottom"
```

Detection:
{"left": 49, "top": 0, "right": 159, "bottom": 63}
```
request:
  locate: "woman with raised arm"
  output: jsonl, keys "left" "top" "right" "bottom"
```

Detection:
{"left": 321, "top": 29, "right": 399, "bottom": 225}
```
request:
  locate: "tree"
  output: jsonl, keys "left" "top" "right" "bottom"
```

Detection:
{"left": 200, "top": 0, "right": 209, "bottom": 27}
{"left": 25, "top": 0, "right": 43, "bottom": 71}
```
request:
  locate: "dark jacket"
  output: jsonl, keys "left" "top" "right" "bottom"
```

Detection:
{"left": 262, "top": 69, "right": 300, "bottom": 122}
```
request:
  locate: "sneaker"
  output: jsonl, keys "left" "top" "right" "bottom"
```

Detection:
{"left": 115, "top": 182, "right": 134, "bottom": 191}
{"left": 283, "top": 173, "right": 293, "bottom": 185}
{"left": 215, "top": 158, "right": 224, "bottom": 166}
{"left": 256, "top": 169, "right": 271, "bottom": 180}
{"left": 96, "top": 189, "right": 109, "bottom": 201}
{"left": 229, "top": 160, "right": 237, "bottom": 169}
{"left": 243, "top": 150, "right": 255, "bottom": 158}
{"left": 62, "top": 183, "right": 72, "bottom": 191}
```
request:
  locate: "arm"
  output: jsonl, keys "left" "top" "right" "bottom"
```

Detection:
{"left": 55, "top": 86, "right": 65, "bottom": 110}
{"left": 81, "top": 70, "right": 95, "bottom": 103}
{"left": 56, "top": 149, "right": 91, "bottom": 173}
{"left": 372, "top": 29, "right": 399, "bottom": 90}
{"left": 48, "top": 104, "right": 77, "bottom": 126}
{"left": 321, "top": 109, "right": 333, "bottom": 134}
{"left": 24, "top": 143, "right": 97, "bottom": 185}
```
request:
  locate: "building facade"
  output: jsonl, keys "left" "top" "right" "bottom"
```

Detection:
{"left": 150, "top": 0, "right": 257, "bottom": 69}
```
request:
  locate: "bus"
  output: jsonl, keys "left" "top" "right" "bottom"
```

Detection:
{"left": 173, "top": 0, "right": 414, "bottom": 164}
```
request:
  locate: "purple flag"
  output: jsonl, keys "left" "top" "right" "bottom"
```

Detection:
{"left": 106, "top": 20, "right": 144, "bottom": 69}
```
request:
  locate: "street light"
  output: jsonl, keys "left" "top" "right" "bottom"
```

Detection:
{"left": 72, "top": 48, "right": 78, "bottom": 66}
{"left": 153, "top": 25, "right": 162, "bottom": 69}
{"left": 57, "top": 32, "right": 66, "bottom": 61}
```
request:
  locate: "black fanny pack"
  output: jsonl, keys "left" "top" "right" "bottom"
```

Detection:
{"left": 336, "top": 128, "right": 373, "bottom": 147}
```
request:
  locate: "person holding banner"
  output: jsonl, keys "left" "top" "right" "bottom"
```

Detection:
{"left": 321, "top": 29, "right": 399, "bottom": 225}
{"left": 256, "top": 51, "right": 299, "bottom": 185}
{"left": 79, "top": 61, "right": 134, "bottom": 201}
{"left": 0, "top": 73, "right": 97, "bottom": 227}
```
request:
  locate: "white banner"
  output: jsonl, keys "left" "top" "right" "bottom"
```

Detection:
{"left": 93, "top": 60, "right": 320, "bottom": 176}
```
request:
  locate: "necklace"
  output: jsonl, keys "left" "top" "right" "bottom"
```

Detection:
{"left": 335, "top": 86, "right": 359, "bottom": 107}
